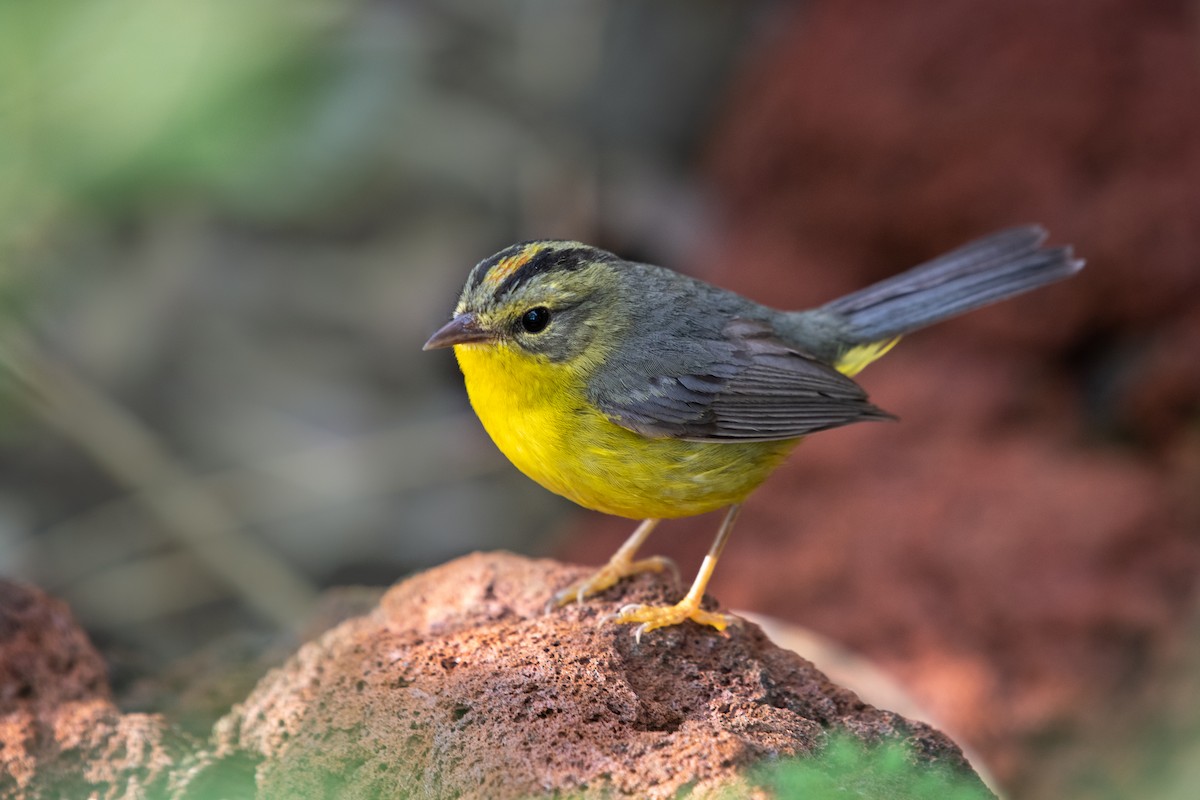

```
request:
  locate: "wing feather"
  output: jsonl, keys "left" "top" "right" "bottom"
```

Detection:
{"left": 592, "top": 318, "right": 893, "bottom": 442}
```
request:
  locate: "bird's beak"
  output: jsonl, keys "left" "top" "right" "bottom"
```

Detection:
{"left": 423, "top": 313, "right": 495, "bottom": 350}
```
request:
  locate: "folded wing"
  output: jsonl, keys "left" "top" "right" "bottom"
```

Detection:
{"left": 591, "top": 318, "right": 893, "bottom": 443}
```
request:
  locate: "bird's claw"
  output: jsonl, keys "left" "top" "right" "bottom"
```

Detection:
{"left": 547, "top": 555, "right": 679, "bottom": 612}
{"left": 603, "top": 601, "right": 737, "bottom": 643}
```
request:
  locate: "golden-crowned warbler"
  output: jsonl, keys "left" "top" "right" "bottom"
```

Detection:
{"left": 425, "top": 226, "right": 1082, "bottom": 638}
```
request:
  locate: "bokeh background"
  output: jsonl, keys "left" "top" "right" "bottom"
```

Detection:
{"left": 2, "top": 1, "right": 1199, "bottom": 797}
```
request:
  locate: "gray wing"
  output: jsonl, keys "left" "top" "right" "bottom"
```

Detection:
{"left": 590, "top": 318, "right": 894, "bottom": 443}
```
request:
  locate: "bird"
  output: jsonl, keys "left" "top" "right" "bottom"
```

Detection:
{"left": 424, "top": 226, "right": 1082, "bottom": 638}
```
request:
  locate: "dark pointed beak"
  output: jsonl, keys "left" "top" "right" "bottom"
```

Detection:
{"left": 423, "top": 313, "right": 494, "bottom": 350}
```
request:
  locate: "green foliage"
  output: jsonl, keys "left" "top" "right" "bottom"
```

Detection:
{"left": 0, "top": 0, "right": 359, "bottom": 277}
{"left": 736, "top": 734, "right": 993, "bottom": 800}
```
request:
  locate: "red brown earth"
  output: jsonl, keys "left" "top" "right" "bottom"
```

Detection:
{"left": 561, "top": 1, "right": 1200, "bottom": 796}
{"left": 0, "top": 558, "right": 993, "bottom": 799}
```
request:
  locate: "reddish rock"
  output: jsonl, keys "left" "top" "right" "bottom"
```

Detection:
{"left": 0, "top": 580, "right": 110, "bottom": 714}
{"left": 0, "top": 564, "right": 995, "bottom": 799}
{"left": 704, "top": 0, "right": 1200, "bottom": 331}
{"left": 215, "top": 552, "right": 991, "bottom": 799}
{"left": 0, "top": 581, "right": 187, "bottom": 799}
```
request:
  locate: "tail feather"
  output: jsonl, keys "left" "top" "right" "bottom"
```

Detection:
{"left": 822, "top": 226, "right": 1083, "bottom": 344}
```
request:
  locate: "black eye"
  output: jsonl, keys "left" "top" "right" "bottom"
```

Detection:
{"left": 521, "top": 307, "right": 551, "bottom": 333}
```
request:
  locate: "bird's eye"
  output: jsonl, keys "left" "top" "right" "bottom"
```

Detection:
{"left": 521, "top": 307, "right": 551, "bottom": 333}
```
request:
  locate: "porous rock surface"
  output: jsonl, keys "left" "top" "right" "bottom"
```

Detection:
{"left": 0, "top": 580, "right": 189, "bottom": 799}
{"left": 216, "top": 552, "right": 985, "bottom": 799}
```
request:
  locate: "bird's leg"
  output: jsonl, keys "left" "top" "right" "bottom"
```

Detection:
{"left": 551, "top": 518, "right": 677, "bottom": 608}
{"left": 609, "top": 505, "right": 742, "bottom": 640}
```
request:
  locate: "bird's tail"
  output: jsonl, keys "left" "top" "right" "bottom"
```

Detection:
{"left": 823, "top": 226, "right": 1083, "bottom": 347}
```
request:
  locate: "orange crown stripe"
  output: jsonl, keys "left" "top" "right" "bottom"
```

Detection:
{"left": 481, "top": 245, "right": 544, "bottom": 288}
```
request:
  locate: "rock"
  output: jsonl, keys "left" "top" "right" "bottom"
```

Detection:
{"left": 0, "top": 580, "right": 189, "bottom": 800}
{"left": 2, "top": 558, "right": 994, "bottom": 798}
{"left": 215, "top": 552, "right": 990, "bottom": 799}
{"left": 0, "top": 580, "right": 110, "bottom": 714}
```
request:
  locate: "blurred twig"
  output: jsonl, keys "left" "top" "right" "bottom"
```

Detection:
{"left": 33, "top": 413, "right": 505, "bottom": 593}
{"left": 0, "top": 326, "right": 317, "bottom": 630}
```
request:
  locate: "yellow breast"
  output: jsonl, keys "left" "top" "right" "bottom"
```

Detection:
{"left": 453, "top": 342, "right": 799, "bottom": 519}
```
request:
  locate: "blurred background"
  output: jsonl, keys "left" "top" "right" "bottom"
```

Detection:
{"left": 2, "top": 0, "right": 1199, "bottom": 797}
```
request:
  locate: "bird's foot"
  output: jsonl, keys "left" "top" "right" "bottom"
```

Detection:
{"left": 605, "top": 599, "right": 737, "bottom": 643}
{"left": 549, "top": 555, "right": 679, "bottom": 609}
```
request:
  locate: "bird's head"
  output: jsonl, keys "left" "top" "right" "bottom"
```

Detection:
{"left": 424, "top": 241, "right": 626, "bottom": 364}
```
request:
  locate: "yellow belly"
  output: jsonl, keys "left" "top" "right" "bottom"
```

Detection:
{"left": 454, "top": 342, "right": 799, "bottom": 519}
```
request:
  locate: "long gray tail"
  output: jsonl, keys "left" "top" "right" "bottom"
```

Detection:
{"left": 821, "top": 226, "right": 1083, "bottom": 344}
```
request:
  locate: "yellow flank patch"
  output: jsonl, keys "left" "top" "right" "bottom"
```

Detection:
{"left": 835, "top": 336, "right": 901, "bottom": 377}
{"left": 481, "top": 244, "right": 546, "bottom": 289}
